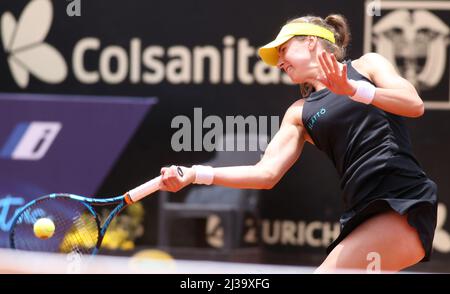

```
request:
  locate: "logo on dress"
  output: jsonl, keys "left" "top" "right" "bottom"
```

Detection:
{"left": 307, "top": 108, "right": 327, "bottom": 131}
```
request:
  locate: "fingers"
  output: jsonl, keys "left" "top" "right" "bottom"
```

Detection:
{"left": 320, "top": 51, "right": 344, "bottom": 77}
{"left": 320, "top": 51, "right": 334, "bottom": 75}
{"left": 318, "top": 53, "right": 332, "bottom": 88}
{"left": 318, "top": 52, "right": 331, "bottom": 77}
{"left": 329, "top": 52, "right": 339, "bottom": 74}
{"left": 161, "top": 165, "right": 185, "bottom": 192}
{"left": 318, "top": 52, "right": 334, "bottom": 89}
{"left": 162, "top": 165, "right": 177, "bottom": 191}
{"left": 318, "top": 51, "right": 351, "bottom": 94}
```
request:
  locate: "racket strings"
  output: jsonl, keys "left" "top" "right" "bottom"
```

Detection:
{"left": 11, "top": 197, "right": 100, "bottom": 254}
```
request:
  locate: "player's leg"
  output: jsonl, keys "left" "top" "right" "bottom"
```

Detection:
{"left": 315, "top": 210, "right": 425, "bottom": 273}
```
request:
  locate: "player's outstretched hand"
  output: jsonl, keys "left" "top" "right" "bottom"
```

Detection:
{"left": 317, "top": 51, "right": 357, "bottom": 97}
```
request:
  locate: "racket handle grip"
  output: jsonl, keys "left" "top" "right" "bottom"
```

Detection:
{"left": 126, "top": 175, "right": 162, "bottom": 203}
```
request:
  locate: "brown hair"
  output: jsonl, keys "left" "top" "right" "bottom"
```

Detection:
{"left": 286, "top": 14, "right": 351, "bottom": 97}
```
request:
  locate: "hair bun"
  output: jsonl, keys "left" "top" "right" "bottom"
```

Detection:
{"left": 325, "top": 14, "right": 351, "bottom": 48}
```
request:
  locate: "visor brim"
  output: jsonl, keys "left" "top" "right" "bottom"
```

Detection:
{"left": 258, "top": 35, "right": 294, "bottom": 66}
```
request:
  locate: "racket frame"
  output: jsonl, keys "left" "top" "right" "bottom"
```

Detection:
{"left": 9, "top": 168, "right": 182, "bottom": 255}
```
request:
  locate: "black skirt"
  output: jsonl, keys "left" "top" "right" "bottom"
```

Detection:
{"left": 327, "top": 173, "right": 438, "bottom": 261}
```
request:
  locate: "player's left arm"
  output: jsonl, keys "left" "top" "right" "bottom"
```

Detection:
{"left": 362, "top": 52, "right": 425, "bottom": 118}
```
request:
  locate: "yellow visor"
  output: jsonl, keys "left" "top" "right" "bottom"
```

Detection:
{"left": 258, "top": 22, "right": 336, "bottom": 66}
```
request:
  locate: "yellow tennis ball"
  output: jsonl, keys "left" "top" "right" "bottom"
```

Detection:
{"left": 33, "top": 218, "right": 55, "bottom": 239}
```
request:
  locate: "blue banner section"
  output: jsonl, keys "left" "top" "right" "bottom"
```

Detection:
{"left": 0, "top": 93, "right": 157, "bottom": 247}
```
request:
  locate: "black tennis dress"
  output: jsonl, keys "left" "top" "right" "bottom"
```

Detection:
{"left": 301, "top": 60, "right": 438, "bottom": 261}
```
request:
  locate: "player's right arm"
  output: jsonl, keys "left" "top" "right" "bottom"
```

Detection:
{"left": 161, "top": 100, "right": 306, "bottom": 191}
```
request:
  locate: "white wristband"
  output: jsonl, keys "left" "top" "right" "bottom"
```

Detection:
{"left": 349, "top": 80, "right": 376, "bottom": 104}
{"left": 192, "top": 165, "right": 214, "bottom": 185}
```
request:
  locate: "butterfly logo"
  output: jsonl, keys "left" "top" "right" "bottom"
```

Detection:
{"left": 1, "top": 0, "right": 68, "bottom": 88}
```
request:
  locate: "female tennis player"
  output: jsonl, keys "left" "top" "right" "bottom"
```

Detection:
{"left": 160, "top": 14, "right": 438, "bottom": 273}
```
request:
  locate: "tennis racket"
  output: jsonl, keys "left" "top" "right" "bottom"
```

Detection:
{"left": 9, "top": 167, "right": 183, "bottom": 255}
